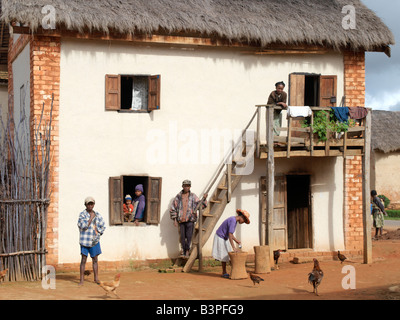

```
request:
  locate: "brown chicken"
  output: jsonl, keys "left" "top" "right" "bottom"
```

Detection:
{"left": 274, "top": 249, "right": 281, "bottom": 269}
{"left": 249, "top": 273, "right": 264, "bottom": 286}
{"left": 98, "top": 273, "right": 121, "bottom": 298}
{"left": 0, "top": 269, "right": 8, "bottom": 283}
{"left": 338, "top": 251, "right": 347, "bottom": 264}
{"left": 84, "top": 270, "right": 92, "bottom": 277}
{"left": 308, "top": 259, "right": 323, "bottom": 296}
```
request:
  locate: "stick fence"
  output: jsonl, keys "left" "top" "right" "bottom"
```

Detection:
{"left": 0, "top": 95, "right": 53, "bottom": 281}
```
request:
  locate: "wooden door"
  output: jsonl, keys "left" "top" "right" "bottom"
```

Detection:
{"left": 261, "top": 176, "right": 288, "bottom": 251}
{"left": 272, "top": 175, "right": 288, "bottom": 251}
{"left": 319, "top": 75, "right": 337, "bottom": 107}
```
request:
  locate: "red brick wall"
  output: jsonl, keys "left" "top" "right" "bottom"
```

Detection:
{"left": 29, "top": 35, "right": 60, "bottom": 266}
{"left": 343, "top": 51, "right": 365, "bottom": 252}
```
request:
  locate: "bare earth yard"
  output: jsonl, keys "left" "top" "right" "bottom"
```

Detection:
{"left": 1, "top": 229, "right": 399, "bottom": 302}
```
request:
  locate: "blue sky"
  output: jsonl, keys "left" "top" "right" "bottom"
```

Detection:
{"left": 363, "top": 0, "right": 399, "bottom": 111}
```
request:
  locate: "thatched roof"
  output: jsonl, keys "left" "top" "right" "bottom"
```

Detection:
{"left": 1, "top": 0, "right": 394, "bottom": 52}
{"left": 372, "top": 111, "right": 400, "bottom": 153}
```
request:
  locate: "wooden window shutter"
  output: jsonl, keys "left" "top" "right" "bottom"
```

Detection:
{"left": 105, "top": 74, "right": 121, "bottom": 110}
{"left": 109, "top": 176, "right": 123, "bottom": 225}
{"left": 289, "top": 73, "right": 306, "bottom": 138}
{"left": 145, "top": 177, "right": 162, "bottom": 225}
{"left": 289, "top": 73, "right": 305, "bottom": 106}
{"left": 319, "top": 75, "right": 337, "bottom": 107}
{"left": 148, "top": 75, "right": 161, "bottom": 111}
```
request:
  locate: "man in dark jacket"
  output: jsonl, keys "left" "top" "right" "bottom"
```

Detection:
{"left": 170, "top": 180, "right": 207, "bottom": 258}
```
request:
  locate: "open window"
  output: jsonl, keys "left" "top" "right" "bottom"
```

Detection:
{"left": 288, "top": 73, "right": 337, "bottom": 137}
{"left": 289, "top": 73, "right": 337, "bottom": 107}
{"left": 109, "top": 175, "right": 162, "bottom": 226}
{"left": 105, "top": 74, "right": 161, "bottom": 112}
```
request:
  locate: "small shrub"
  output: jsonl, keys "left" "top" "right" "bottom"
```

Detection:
{"left": 378, "top": 194, "right": 390, "bottom": 208}
{"left": 386, "top": 210, "right": 400, "bottom": 218}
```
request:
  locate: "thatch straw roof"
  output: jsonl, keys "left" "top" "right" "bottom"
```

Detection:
{"left": 1, "top": 0, "right": 394, "bottom": 52}
{"left": 372, "top": 111, "right": 400, "bottom": 153}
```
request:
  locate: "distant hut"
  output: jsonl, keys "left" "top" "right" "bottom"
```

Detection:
{"left": 371, "top": 110, "right": 400, "bottom": 208}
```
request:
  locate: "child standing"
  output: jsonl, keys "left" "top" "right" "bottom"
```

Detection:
{"left": 371, "top": 190, "right": 388, "bottom": 240}
{"left": 77, "top": 196, "right": 106, "bottom": 285}
{"left": 212, "top": 209, "right": 250, "bottom": 278}
{"left": 133, "top": 184, "right": 146, "bottom": 226}
{"left": 123, "top": 195, "right": 134, "bottom": 222}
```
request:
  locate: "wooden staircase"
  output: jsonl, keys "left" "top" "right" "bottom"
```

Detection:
{"left": 182, "top": 165, "right": 243, "bottom": 272}
{"left": 182, "top": 113, "right": 257, "bottom": 273}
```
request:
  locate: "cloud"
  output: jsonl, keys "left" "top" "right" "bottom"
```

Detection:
{"left": 362, "top": 0, "right": 399, "bottom": 112}
{"left": 366, "top": 90, "right": 400, "bottom": 111}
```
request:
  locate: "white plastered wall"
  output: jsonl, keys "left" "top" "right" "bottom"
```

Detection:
{"left": 59, "top": 39, "right": 345, "bottom": 263}
{"left": 12, "top": 43, "right": 30, "bottom": 155}
{"left": 374, "top": 151, "right": 400, "bottom": 204}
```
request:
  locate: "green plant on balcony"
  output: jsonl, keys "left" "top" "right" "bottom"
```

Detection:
{"left": 302, "top": 110, "right": 355, "bottom": 142}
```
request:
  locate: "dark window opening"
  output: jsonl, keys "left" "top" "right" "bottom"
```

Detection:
{"left": 121, "top": 75, "right": 149, "bottom": 110}
{"left": 304, "top": 75, "right": 320, "bottom": 107}
{"left": 109, "top": 175, "right": 162, "bottom": 226}
{"left": 105, "top": 74, "right": 161, "bottom": 112}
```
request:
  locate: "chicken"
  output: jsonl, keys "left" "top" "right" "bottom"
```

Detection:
{"left": 338, "top": 251, "right": 347, "bottom": 264}
{"left": 273, "top": 249, "right": 281, "bottom": 269}
{"left": 249, "top": 273, "right": 264, "bottom": 286}
{"left": 308, "top": 259, "right": 323, "bottom": 296}
{"left": 98, "top": 273, "right": 121, "bottom": 298}
{"left": 84, "top": 270, "right": 92, "bottom": 277}
{"left": 0, "top": 269, "right": 7, "bottom": 283}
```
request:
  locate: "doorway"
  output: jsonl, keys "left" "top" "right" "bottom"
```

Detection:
{"left": 287, "top": 175, "right": 313, "bottom": 249}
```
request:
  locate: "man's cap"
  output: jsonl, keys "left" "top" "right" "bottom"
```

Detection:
{"left": 182, "top": 179, "right": 191, "bottom": 186}
{"left": 84, "top": 196, "right": 95, "bottom": 205}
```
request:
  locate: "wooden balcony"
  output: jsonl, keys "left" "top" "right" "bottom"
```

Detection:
{"left": 255, "top": 105, "right": 371, "bottom": 159}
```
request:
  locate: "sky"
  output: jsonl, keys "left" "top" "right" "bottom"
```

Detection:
{"left": 363, "top": 0, "right": 399, "bottom": 111}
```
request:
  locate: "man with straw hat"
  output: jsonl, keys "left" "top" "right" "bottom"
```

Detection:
{"left": 212, "top": 209, "right": 250, "bottom": 278}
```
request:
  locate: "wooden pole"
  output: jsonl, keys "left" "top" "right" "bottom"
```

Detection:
{"left": 198, "top": 205, "right": 203, "bottom": 272}
{"left": 266, "top": 106, "right": 275, "bottom": 267}
{"left": 256, "top": 107, "right": 261, "bottom": 158}
{"left": 363, "top": 110, "right": 372, "bottom": 264}
{"left": 227, "top": 163, "right": 232, "bottom": 203}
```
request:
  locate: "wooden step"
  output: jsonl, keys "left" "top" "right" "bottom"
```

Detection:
{"left": 217, "top": 186, "right": 228, "bottom": 190}
{"left": 210, "top": 199, "right": 222, "bottom": 204}
{"left": 201, "top": 212, "right": 214, "bottom": 217}
{"left": 225, "top": 172, "right": 239, "bottom": 177}
{"left": 195, "top": 225, "right": 206, "bottom": 231}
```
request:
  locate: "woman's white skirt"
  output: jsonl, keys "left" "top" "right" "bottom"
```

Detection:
{"left": 212, "top": 234, "right": 233, "bottom": 262}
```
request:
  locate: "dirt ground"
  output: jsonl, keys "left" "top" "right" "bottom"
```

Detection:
{"left": 1, "top": 229, "right": 400, "bottom": 301}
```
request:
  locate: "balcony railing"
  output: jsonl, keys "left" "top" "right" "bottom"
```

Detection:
{"left": 255, "top": 105, "right": 370, "bottom": 159}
